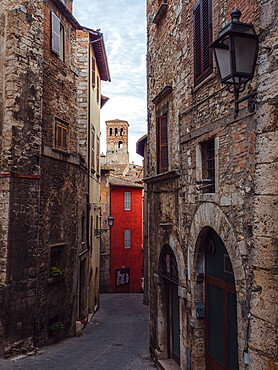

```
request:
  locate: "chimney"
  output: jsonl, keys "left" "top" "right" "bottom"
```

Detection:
{"left": 62, "top": 0, "right": 73, "bottom": 13}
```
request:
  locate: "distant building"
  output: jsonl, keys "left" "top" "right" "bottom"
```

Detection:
{"left": 100, "top": 120, "right": 144, "bottom": 293}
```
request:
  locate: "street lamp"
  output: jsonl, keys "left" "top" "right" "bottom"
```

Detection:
{"left": 94, "top": 213, "right": 114, "bottom": 236}
{"left": 210, "top": 9, "right": 259, "bottom": 115}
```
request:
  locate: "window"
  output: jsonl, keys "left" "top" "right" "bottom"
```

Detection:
{"left": 50, "top": 245, "right": 65, "bottom": 276}
{"left": 91, "top": 128, "right": 95, "bottom": 171}
{"left": 201, "top": 138, "right": 215, "bottom": 193}
{"left": 120, "top": 128, "right": 123, "bottom": 136}
{"left": 110, "top": 128, "right": 113, "bottom": 136}
{"left": 115, "top": 128, "right": 118, "bottom": 136}
{"left": 97, "top": 76, "right": 100, "bottom": 104}
{"left": 157, "top": 115, "right": 168, "bottom": 173}
{"left": 124, "top": 230, "right": 131, "bottom": 249}
{"left": 55, "top": 120, "right": 68, "bottom": 150}
{"left": 92, "top": 56, "right": 96, "bottom": 87}
{"left": 51, "top": 12, "right": 64, "bottom": 61}
{"left": 118, "top": 141, "right": 123, "bottom": 149}
{"left": 124, "top": 192, "right": 131, "bottom": 210}
{"left": 193, "top": 0, "right": 212, "bottom": 85}
{"left": 90, "top": 216, "right": 93, "bottom": 254}
{"left": 96, "top": 136, "right": 100, "bottom": 174}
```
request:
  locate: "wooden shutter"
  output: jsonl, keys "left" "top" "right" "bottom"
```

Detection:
{"left": 92, "top": 57, "right": 96, "bottom": 87}
{"left": 97, "top": 76, "right": 100, "bottom": 104}
{"left": 52, "top": 12, "right": 60, "bottom": 55}
{"left": 124, "top": 230, "right": 131, "bottom": 249}
{"left": 91, "top": 129, "right": 95, "bottom": 171}
{"left": 96, "top": 136, "right": 100, "bottom": 174}
{"left": 159, "top": 116, "right": 168, "bottom": 173}
{"left": 124, "top": 192, "right": 131, "bottom": 210}
{"left": 193, "top": 0, "right": 212, "bottom": 85}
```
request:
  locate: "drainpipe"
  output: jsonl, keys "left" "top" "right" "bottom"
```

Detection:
{"left": 86, "top": 37, "right": 91, "bottom": 251}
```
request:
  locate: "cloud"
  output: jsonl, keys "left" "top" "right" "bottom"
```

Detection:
{"left": 73, "top": 0, "right": 147, "bottom": 164}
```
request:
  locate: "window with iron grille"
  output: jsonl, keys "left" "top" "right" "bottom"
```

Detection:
{"left": 201, "top": 139, "right": 215, "bottom": 193}
{"left": 193, "top": 0, "right": 212, "bottom": 85}
{"left": 124, "top": 230, "right": 131, "bottom": 249}
{"left": 55, "top": 120, "right": 68, "bottom": 150}
{"left": 157, "top": 115, "right": 168, "bottom": 174}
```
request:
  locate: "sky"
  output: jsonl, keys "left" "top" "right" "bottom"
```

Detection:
{"left": 73, "top": 0, "right": 147, "bottom": 165}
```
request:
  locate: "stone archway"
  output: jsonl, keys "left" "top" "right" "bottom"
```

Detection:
{"left": 187, "top": 203, "right": 247, "bottom": 369}
{"left": 155, "top": 235, "right": 187, "bottom": 367}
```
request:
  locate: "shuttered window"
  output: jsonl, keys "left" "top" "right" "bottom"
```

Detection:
{"left": 157, "top": 115, "right": 168, "bottom": 174}
{"left": 96, "top": 136, "right": 100, "bottom": 174}
{"left": 92, "top": 56, "right": 96, "bottom": 87}
{"left": 97, "top": 76, "right": 100, "bottom": 104}
{"left": 91, "top": 128, "right": 95, "bottom": 171}
{"left": 193, "top": 0, "right": 212, "bottom": 85}
{"left": 52, "top": 12, "right": 60, "bottom": 55}
{"left": 124, "top": 230, "right": 131, "bottom": 249}
{"left": 124, "top": 192, "right": 131, "bottom": 211}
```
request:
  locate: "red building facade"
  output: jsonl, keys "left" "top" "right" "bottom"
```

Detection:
{"left": 109, "top": 184, "right": 143, "bottom": 293}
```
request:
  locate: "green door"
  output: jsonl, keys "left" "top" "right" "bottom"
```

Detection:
{"left": 205, "top": 230, "right": 239, "bottom": 370}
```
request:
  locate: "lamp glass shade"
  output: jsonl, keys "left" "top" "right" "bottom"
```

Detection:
{"left": 234, "top": 35, "right": 257, "bottom": 75}
{"left": 214, "top": 46, "right": 231, "bottom": 81}
{"left": 108, "top": 214, "right": 114, "bottom": 228}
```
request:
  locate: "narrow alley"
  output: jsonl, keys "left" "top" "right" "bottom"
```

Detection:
{"left": 0, "top": 294, "right": 156, "bottom": 370}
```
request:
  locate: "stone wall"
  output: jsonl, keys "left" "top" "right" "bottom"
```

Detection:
{"left": 146, "top": 0, "right": 277, "bottom": 368}
{"left": 0, "top": 0, "right": 44, "bottom": 356}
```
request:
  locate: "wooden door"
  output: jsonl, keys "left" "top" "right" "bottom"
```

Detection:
{"left": 205, "top": 230, "right": 239, "bottom": 370}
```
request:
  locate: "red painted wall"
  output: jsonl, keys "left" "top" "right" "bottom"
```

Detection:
{"left": 109, "top": 185, "right": 143, "bottom": 293}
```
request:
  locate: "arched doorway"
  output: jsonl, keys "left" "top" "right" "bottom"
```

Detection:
{"left": 159, "top": 246, "right": 180, "bottom": 365}
{"left": 204, "top": 228, "right": 239, "bottom": 369}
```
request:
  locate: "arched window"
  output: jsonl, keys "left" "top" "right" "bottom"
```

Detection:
{"left": 120, "top": 128, "right": 123, "bottom": 136}
{"left": 115, "top": 128, "right": 118, "bottom": 136}
{"left": 118, "top": 141, "right": 123, "bottom": 149}
{"left": 110, "top": 128, "right": 112, "bottom": 136}
{"left": 159, "top": 245, "right": 178, "bottom": 284}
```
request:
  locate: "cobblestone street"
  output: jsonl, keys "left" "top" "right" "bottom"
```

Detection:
{"left": 0, "top": 294, "right": 156, "bottom": 370}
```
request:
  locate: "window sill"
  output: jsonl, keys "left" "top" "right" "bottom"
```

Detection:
{"left": 198, "top": 193, "right": 215, "bottom": 202}
{"left": 52, "top": 147, "right": 70, "bottom": 156}
{"left": 144, "top": 169, "right": 180, "bottom": 184}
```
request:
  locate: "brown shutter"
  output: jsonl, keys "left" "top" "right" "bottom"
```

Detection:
{"left": 193, "top": 1, "right": 202, "bottom": 80}
{"left": 92, "top": 57, "right": 96, "bottom": 87}
{"left": 91, "top": 129, "right": 95, "bottom": 171}
{"left": 159, "top": 116, "right": 168, "bottom": 173}
{"left": 97, "top": 76, "right": 100, "bottom": 104}
{"left": 96, "top": 136, "right": 100, "bottom": 174}
{"left": 194, "top": 0, "right": 212, "bottom": 85}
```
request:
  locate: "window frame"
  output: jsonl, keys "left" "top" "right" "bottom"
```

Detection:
{"left": 124, "top": 230, "right": 131, "bottom": 249}
{"left": 92, "top": 56, "right": 96, "bottom": 87}
{"left": 97, "top": 76, "right": 100, "bottom": 104}
{"left": 193, "top": 0, "right": 213, "bottom": 85}
{"left": 51, "top": 12, "right": 64, "bottom": 61}
{"left": 91, "top": 127, "right": 95, "bottom": 172}
{"left": 156, "top": 114, "right": 168, "bottom": 174}
{"left": 124, "top": 192, "right": 131, "bottom": 211}
{"left": 55, "top": 120, "right": 68, "bottom": 151}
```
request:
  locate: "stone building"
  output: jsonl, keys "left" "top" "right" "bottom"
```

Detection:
{"left": 0, "top": 0, "right": 109, "bottom": 357}
{"left": 146, "top": 0, "right": 277, "bottom": 369}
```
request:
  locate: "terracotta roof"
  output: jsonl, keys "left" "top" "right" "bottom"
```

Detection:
{"left": 52, "top": 0, "right": 81, "bottom": 29}
{"left": 109, "top": 174, "right": 143, "bottom": 188}
{"left": 136, "top": 134, "right": 147, "bottom": 157}
{"left": 82, "top": 27, "right": 111, "bottom": 82}
{"left": 105, "top": 119, "right": 129, "bottom": 126}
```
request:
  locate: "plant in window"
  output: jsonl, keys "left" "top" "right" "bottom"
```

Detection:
{"left": 50, "top": 265, "right": 68, "bottom": 277}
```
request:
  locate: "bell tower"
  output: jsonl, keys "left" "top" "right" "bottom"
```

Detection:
{"left": 106, "top": 119, "right": 129, "bottom": 166}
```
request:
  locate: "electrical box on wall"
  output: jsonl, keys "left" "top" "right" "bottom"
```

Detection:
{"left": 196, "top": 301, "right": 205, "bottom": 318}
